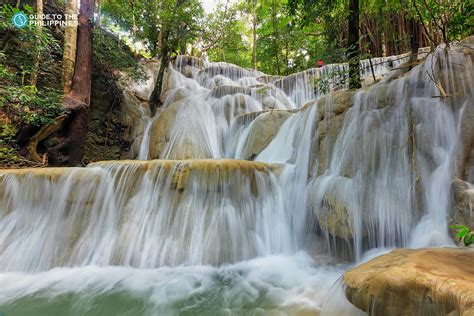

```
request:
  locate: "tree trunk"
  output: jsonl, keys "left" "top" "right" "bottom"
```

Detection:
{"left": 30, "top": 0, "right": 43, "bottom": 86}
{"left": 407, "top": 17, "right": 420, "bottom": 66}
{"left": 63, "top": 0, "right": 78, "bottom": 94}
{"left": 252, "top": 0, "right": 257, "bottom": 70}
{"left": 348, "top": 0, "right": 361, "bottom": 89}
{"left": 63, "top": 0, "right": 95, "bottom": 166}
{"left": 148, "top": 0, "right": 186, "bottom": 115}
{"left": 96, "top": 0, "right": 101, "bottom": 26}
{"left": 149, "top": 29, "right": 170, "bottom": 116}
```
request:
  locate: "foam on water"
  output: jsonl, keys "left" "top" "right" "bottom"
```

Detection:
{"left": 0, "top": 253, "right": 344, "bottom": 316}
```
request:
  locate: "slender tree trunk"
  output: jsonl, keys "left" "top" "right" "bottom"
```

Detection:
{"left": 348, "top": 0, "right": 361, "bottom": 89}
{"left": 63, "top": 0, "right": 78, "bottom": 94}
{"left": 129, "top": 0, "right": 136, "bottom": 37}
{"left": 391, "top": 14, "right": 399, "bottom": 54}
{"left": 148, "top": 0, "right": 185, "bottom": 114}
{"left": 96, "top": 0, "right": 101, "bottom": 26}
{"left": 407, "top": 17, "right": 420, "bottom": 67}
{"left": 271, "top": 0, "right": 280, "bottom": 75}
{"left": 30, "top": 0, "right": 43, "bottom": 86}
{"left": 252, "top": 0, "right": 257, "bottom": 70}
{"left": 64, "top": 0, "right": 95, "bottom": 166}
{"left": 149, "top": 29, "right": 170, "bottom": 115}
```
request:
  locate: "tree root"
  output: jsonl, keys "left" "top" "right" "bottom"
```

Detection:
{"left": 23, "top": 114, "right": 68, "bottom": 163}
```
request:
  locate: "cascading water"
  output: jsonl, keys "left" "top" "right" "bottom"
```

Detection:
{"left": 0, "top": 41, "right": 472, "bottom": 315}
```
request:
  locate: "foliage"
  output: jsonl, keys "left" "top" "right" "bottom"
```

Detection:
{"left": 1, "top": 4, "right": 62, "bottom": 86}
{"left": 0, "top": 116, "right": 20, "bottom": 163}
{"left": 314, "top": 66, "right": 347, "bottom": 95}
{"left": 97, "top": 0, "right": 472, "bottom": 76}
{"left": 202, "top": 2, "right": 253, "bottom": 68}
{"left": 411, "top": 0, "right": 473, "bottom": 43}
{"left": 92, "top": 28, "right": 146, "bottom": 82}
{"left": 449, "top": 225, "right": 474, "bottom": 247}
{"left": 1, "top": 4, "right": 66, "bottom": 128}
{"left": 101, "top": 0, "right": 204, "bottom": 57}
{"left": 0, "top": 84, "right": 66, "bottom": 126}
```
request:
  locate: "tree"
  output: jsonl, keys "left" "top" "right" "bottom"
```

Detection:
{"left": 148, "top": 0, "right": 203, "bottom": 114}
{"left": 63, "top": 0, "right": 78, "bottom": 94}
{"left": 201, "top": 1, "right": 253, "bottom": 68}
{"left": 251, "top": 0, "right": 257, "bottom": 70}
{"left": 61, "top": 0, "right": 95, "bottom": 166}
{"left": 29, "top": 0, "right": 43, "bottom": 86}
{"left": 347, "top": 0, "right": 360, "bottom": 89}
{"left": 101, "top": 0, "right": 202, "bottom": 113}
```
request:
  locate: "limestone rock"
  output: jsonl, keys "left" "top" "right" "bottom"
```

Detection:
{"left": 1, "top": 159, "right": 280, "bottom": 207}
{"left": 240, "top": 110, "right": 292, "bottom": 160}
{"left": 317, "top": 192, "right": 354, "bottom": 240}
{"left": 148, "top": 101, "right": 182, "bottom": 159}
{"left": 256, "top": 75, "right": 281, "bottom": 84}
{"left": 450, "top": 179, "right": 474, "bottom": 231}
{"left": 117, "top": 60, "right": 159, "bottom": 142}
{"left": 344, "top": 248, "right": 474, "bottom": 316}
{"left": 317, "top": 90, "right": 354, "bottom": 119}
{"left": 210, "top": 85, "right": 253, "bottom": 98}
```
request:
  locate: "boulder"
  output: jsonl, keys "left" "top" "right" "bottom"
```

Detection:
{"left": 317, "top": 192, "right": 354, "bottom": 240}
{"left": 344, "top": 248, "right": 474, "bottom": 316}
{"left": 240, "top": 110, "right": 292, "bottom": 160}
{"left": 148, "top": 101, "right": 183, "bottom": 159}
{"left": 450, "top": 179, "right": 474, "bottom": 231}
{"left": 317, "top": 90, "right": 354, "bottom": 119}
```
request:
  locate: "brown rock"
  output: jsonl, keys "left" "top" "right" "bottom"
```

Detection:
{"left": 240, "top": 110, "right": 292, "bottom": 160}
{"left": 344, "top": 248, "right": 474, "bottom": 315}
{"left": 450, "top": 179, "right": 474, "bottom": 231}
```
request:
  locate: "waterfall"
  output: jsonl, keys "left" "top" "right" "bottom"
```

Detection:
{"left": 0, "top": 42, "right": 472, "bottom": 315}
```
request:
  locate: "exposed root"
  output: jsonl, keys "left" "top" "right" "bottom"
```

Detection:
{"left": 23, "top": 114, "right": 68, "bottom": 163}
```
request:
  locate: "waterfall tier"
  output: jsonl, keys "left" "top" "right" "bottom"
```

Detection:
{"left": 0, "top": 159, "right": 287, "bottom": 271}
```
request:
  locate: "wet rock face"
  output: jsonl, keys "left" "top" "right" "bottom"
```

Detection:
{"left": 450, "top": 179, "right": 474, "bottom": 231}
{"left": 148, "top": 101, "right": 183, "bottom": 159}
{"left": 344, "top": 248, "right": 474, "bottom": 316}
{"left": 240, "top": 111, "right": 292, "bottom": 160}
{"left": 307, "top": 39, "right": 474, "bottom": 251}
{"left": 117, "top": 60, "right": 160, "bottom": 142}
{"left": 317, "top": 192, "right": 354, "bottom": 240}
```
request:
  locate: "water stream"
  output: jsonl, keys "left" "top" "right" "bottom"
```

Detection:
{"left": 0, "top": 43, "right": 472, "bottom": 315}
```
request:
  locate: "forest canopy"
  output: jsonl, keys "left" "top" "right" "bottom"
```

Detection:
{"left": 99, "top": 0, "right": 472, "bottom": 75}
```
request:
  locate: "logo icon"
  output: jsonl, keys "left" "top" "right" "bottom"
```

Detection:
{"left": 12, "top": 12, "right": 28, "bottom": 28}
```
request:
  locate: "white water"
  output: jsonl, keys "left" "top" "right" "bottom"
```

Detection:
{"left": 0, "top": 43, "right": 473, "bottom": 315}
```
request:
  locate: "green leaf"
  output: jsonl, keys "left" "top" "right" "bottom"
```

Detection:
{"left": 457, "top": 227, "right": 470, "bottom": 239}
{"left": 465, "top": 232, "right": 474, "bottom": 246}
{"left": 449, "top": 225, "right": 468, "bottom": 230}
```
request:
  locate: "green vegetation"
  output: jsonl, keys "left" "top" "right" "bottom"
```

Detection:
{"left": 0, "top": 0, "right": 472, "bottom": 166}
{"left": 450, "top": 225, "right": 474, "bottom": 247}
{"left": 92, "top": 28, "right": 146, "bottom": 82}
{"left": 0, "top": 1, "right": 143, "bottom": 167}
{"left": 1, "top": 3, "right": 66, "bottom": 165}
